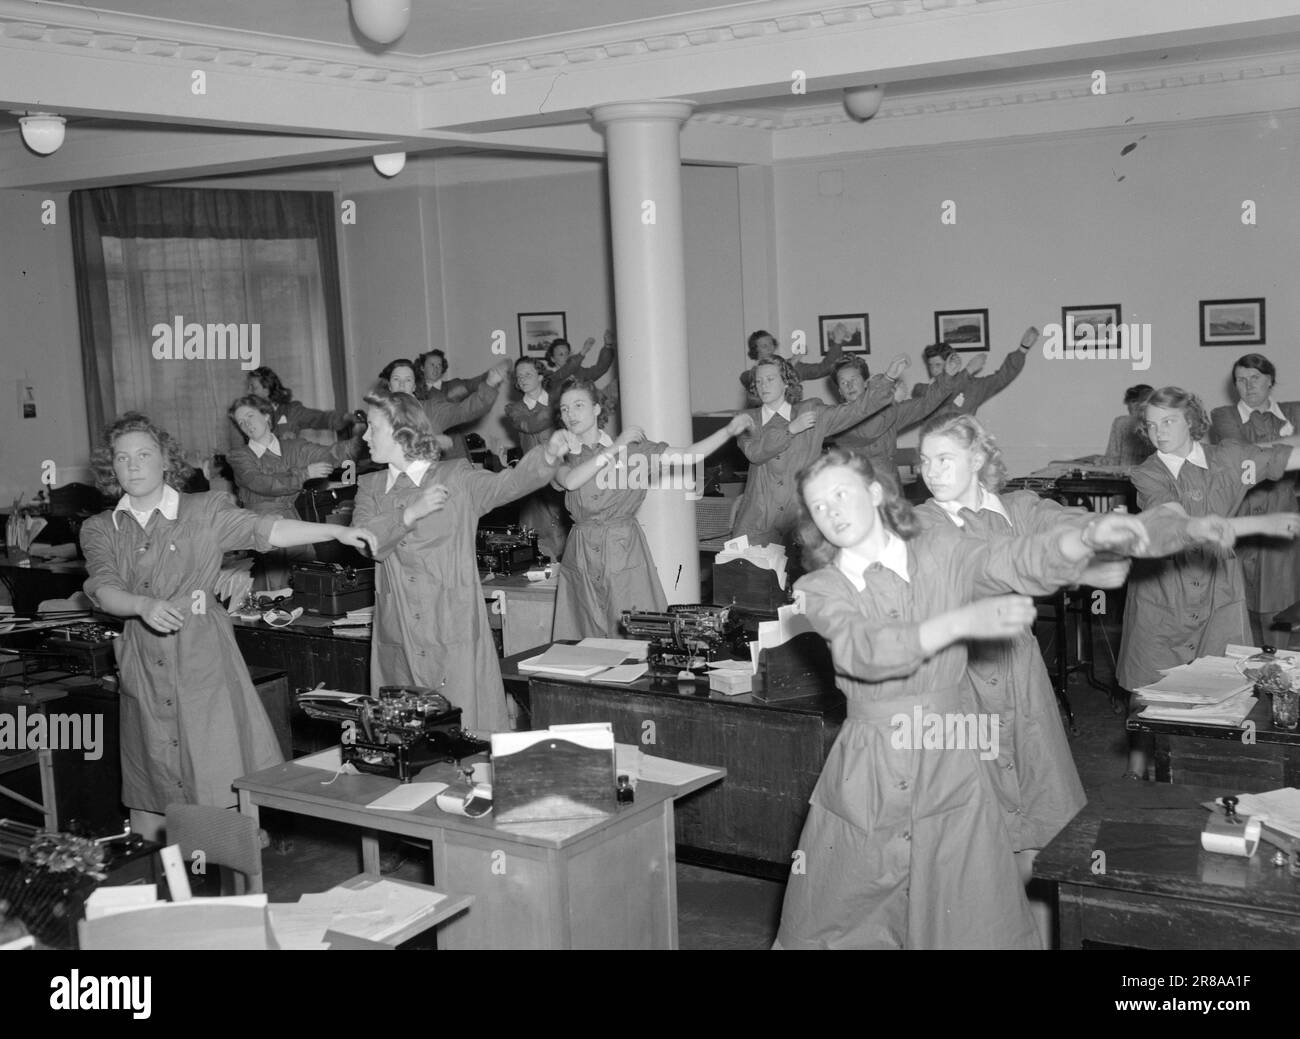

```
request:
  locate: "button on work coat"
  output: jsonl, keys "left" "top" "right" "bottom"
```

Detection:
{"left": 1117, "top": 440, "right": 1292, "bottom": 690}
{"left": 1209, "top": 402, "right": 1300, "bottom": 614}
{"left": 731, "top": 375, "right": 896, "bottom": 547}
{"left": 552, "top": 440, "right": 670, "bottom": 639}
{"left": 352, "top": 447, "right": 559, "bottom": 732}
{"left": 81, "top": 492, "right": 283, "bottom": 813}
{"left": 915, "top": 492, "right": 1088, "bottom": 852}
{"left": 776, "top": 527, "right": 1086, "bottom": 950}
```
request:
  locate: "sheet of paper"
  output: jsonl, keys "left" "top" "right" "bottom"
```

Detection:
{"left": 267, "top": 905, "right": 335, "bottom": 950}
{"left": 296, "top": 746, "right": 343, "bottom": 771}
{"left": 615, "top": 742, "right": 641, "bottom": 783}
{"left": 1233, "top": 789, "right": 1300, "bottom": 840}
{"left": 85, "top": 884, "right": 159, "bottom": 920}
{"left": 366, "top": 782, "right": 449, "bottom": 811}
{"left": 638, "top": 753, "right": 721, "bottom": 788}
{"left": 576, "top": 637, "right": 649, "bottom": 661}
{"left": 299, "top": 880, "right": 447, "bottom": 942}
{"left": 592, "top": 663, "right": 649, "bottom": 684}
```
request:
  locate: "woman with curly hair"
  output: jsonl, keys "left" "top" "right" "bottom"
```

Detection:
{"left": 245, "top": 366, "right": 357, "bottom": 440}
{"left": 729, "top": 353, "right": 906, "bottom": 547}
{"left": 380, "top": 357, "right": 504, "bottom": 462}
{"left": 353, "top": 389, "right": 577, "bottom": 731}
{"left": 737, "top": 329, "right": 844, "bottom": 405}
{"left": 775, "top": 447, "right": 1184, "bottom": 949}
{"left": 1120, "top": 386, "right": 1300, "bottom": 777}
{"left": 80, "top": 412, "right": 375, "bottom": 838}
{"left": 549, "top": 377, "right": 754, "bottom": 638}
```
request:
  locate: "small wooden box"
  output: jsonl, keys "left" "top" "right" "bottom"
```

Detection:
{"left": 753, "top": 631, "right": 836, "bottom": 703}
{"left": 491, "top": 735, "right": 617, "bottom": 823}
{"left": 713, "top": 558, "right": 790, "bottom": 614}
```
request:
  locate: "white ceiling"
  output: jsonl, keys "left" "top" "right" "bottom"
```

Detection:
{"left": 33, "top": 0, "right": 747, "bottom": 55}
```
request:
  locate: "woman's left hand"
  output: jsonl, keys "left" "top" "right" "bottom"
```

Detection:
{"left": 787, "top": 411, "right": 817, "bottom": 435}
{"left": 337, "top": 526, "right": 378, "bottom": 554}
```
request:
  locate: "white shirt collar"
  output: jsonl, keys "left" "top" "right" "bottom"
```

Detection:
{"left": 594, "top": 432, "right": 614, "bottom": 448}
{"left": 1237, "top": 398, "right": 1287, "bottom": 424}
{"left": 430, "top": 378, "right": 444, "bottom": 391}
{"left": 248, "top": 435, "right": 281, "bottom": 459}
{"left": 385, "top": 458, "right": 433, "bottom": 493}
{"left": 523, "top": 390, "right": 550, "bottom": 410}
{"left": 836, "top": 530, "right": 910, "bottom": 591}
{"left": 760, "top": 400, "right": 793, "bottom": 425}
{"left": 113, "top": 484, "right": 180, "bottom": 530}
{"left": 933, "top": 487, "right": 1011, "bottom": 528}
{"left": 1156, "top": 441, "right": 1209, "bottom": 479}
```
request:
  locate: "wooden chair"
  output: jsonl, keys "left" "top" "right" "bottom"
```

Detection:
{"left": 164, "top": 802, "right": 263, "bottom": 895}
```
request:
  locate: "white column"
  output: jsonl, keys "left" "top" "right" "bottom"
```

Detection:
{"left": 590, "top": 100, "right": 698, "bottom": 605}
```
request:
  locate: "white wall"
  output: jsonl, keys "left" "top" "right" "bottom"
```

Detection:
{"left": 772, "top": 111, "right": 1300, "bottom": 476}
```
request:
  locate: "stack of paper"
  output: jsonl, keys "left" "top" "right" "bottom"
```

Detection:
{"left": 295, "top": 880, "right": 447, "bottom": 943}
{"left": 1138, "top": 688, "right": 1256, "bottom": 727}
{"left": 1228, "top": 789, "right": 1300, "bottom": 841}
{"left": 518, "top": 644, "right": 633, "bottom": 677}
{"left": 576, "top": 637, "right": 649, "bottom": 661}
{"left": 1135, "top": 657, "right": 1253, "bottom": 704}
{"left": 715, "top": 535, "right": 788, "bottom": 589}
{"left": 330, "top": 606, "right": 373, "bottom": 626}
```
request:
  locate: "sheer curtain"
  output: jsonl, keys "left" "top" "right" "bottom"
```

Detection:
{"left": 71, "top": 187, "right": 348, "bottom": 463}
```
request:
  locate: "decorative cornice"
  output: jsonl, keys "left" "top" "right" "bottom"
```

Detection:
{"left": 688, "top": 48, "right": 1300, "bottom": 130}
{"left": 0, "top": 0, "right": 994, "bottom": 90}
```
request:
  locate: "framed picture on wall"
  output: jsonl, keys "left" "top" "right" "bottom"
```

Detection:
{"left": 1199, "top": 298, "right": 1265, "bottom": 346}
{"left": 933, "top": 309, "right": 989, "bottom": 351}
{"left": 819, "top": 313, "right": 869, "bottom": 355}
{"left": 517, "top": 312, "right": 567, "bottom": 357}
{"left": 1061, "top": 304, "right": 1122, "bottom": 349}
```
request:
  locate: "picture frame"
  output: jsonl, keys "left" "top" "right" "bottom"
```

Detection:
{"left": 1061, "top": 304, "right": 1123, "bottom": 349}
{"left": 1199, "top": 298, "right": 1265, "bottom": 347}
{"left": 818, "top": 313, "right": 869, "bottom": 355}
{"left": 933, "top": 309, "right": 989, "bottom": 352}
{"left": 517, "top": 312, "right": 567, "bottom": 357}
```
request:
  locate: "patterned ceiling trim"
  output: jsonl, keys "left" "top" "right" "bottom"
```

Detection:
{"left": 0, "top": 0, "right": 991, "bottom": 89}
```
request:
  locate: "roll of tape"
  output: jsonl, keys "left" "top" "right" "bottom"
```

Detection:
{"left": 1200, "top": 816, "right": 1261, "bottom": 857}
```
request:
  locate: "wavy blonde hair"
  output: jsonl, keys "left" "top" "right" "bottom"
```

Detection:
{"left": 918, "top": 413, "right": 1008, "bottom": 493}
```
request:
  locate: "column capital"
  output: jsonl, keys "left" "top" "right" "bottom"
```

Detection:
{"left": 589, "top": 100, "right": 695, "bottom": 127}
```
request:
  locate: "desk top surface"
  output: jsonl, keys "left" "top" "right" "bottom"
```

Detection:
{"left": 0, "top": 551, "right": 87, "bottom": 575}
{"left": 234, "top": 757, "right": 722, "bottom": 851}
{"left": 1034, "top": 780, "right": 1300, "bottom": 912}
{"left": 1128, "top": 689, "right": 1300, "bottom": 744}
{"left": 501, "top": 643, "right": 846, "bottom": 718}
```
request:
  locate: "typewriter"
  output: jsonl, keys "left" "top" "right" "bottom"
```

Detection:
{"left": 296, "top": 685, "right": 489, "bottom": 783}
{"left": 18, "top": 622, "right": 120, "bottom": 678}
{"left": 476, "top": 525, "right": 539, "bottom": 575}
{"left": 621, "top": 604, "right": 747, "bottom": 673}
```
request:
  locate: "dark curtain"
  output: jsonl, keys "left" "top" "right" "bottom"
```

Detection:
{"left": 69, "top": 185, "right": 348, "bottom": 448}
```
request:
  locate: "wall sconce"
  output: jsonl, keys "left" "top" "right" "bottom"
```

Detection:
{"left": 18, "top": 113, "right": 66, "bottom": 155}
{"left": 843, "top": 85, "right": 885, "bottom": 122}
{"left": 350, "top": 0, "right": 412, "bottom": 45}
{"left": 373, "top": 152, "right": 406, "bottom": 177}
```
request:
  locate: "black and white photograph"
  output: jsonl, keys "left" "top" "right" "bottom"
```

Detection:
{"left": 1200, "top": 297, "right": 1266, "bottom": 346}
{"left": 2, "top": 0, "right": 1299, "bottom": 988}
{"left": 818, "top": 313, "right": 869, "bottom": 355}
{"left": 933, "top": 308, "right": 989, "bottom": 351}
{"left": 517, "top": 311, "right": 567, "bottom": 356}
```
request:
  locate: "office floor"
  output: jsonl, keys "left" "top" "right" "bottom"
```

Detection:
{"left": 245, "top": 614, "right": 1134, "bottom": 950}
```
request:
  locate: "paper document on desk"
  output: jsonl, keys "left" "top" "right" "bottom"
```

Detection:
{"left": 638, "top": 753, "right": 720, "bottom": 789}
{"left": 519, "top": 644, "right": 632, "bottom": 677}
{"left": 367, "top": 782, "right": 449, "bottom": 811}
{"left": 716, "top": 536, "right": 789, "bottom": 590}
{"left": 591, "top": 663, "right": 648, "bottom": 684}
{"left": 298, "top": 880, "right": 447, "bottom": 943}
{"left": 1136, "top": 657, "right": 1253, "bottom": 703}
{"left": 577, "top": 637, "right": 649, "bottom": 661}
{"left": 1138, "top": 688, "right": 1256, "bottom": 726}
{"left": 749, "top": 604, "right": 816, "bottom": 673}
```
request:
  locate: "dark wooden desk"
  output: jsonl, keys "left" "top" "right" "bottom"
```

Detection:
{"left": 1128, "top": 694, "right": 1300, "bottom": 792}
{"left": 0, "top": 552, "right": 88, "bottom": 616}
{"left": 1034, "top": 780, "right": 1300, "bottom": 949}
{"left": 502, "top": 647, "right": 844, "bottom": 880}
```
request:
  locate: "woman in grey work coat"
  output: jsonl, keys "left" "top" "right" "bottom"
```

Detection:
{"left": 352, "top": 389, "right": 575, "bottom": 732}
{"left": 1117, "top": 387, "right": 1300, "bottom": 693}
{"left": 730, "top": 354, "right": 907, "bottom": 547}
{"left": 82, "top": 413, "right": 375, "bottom": 819}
